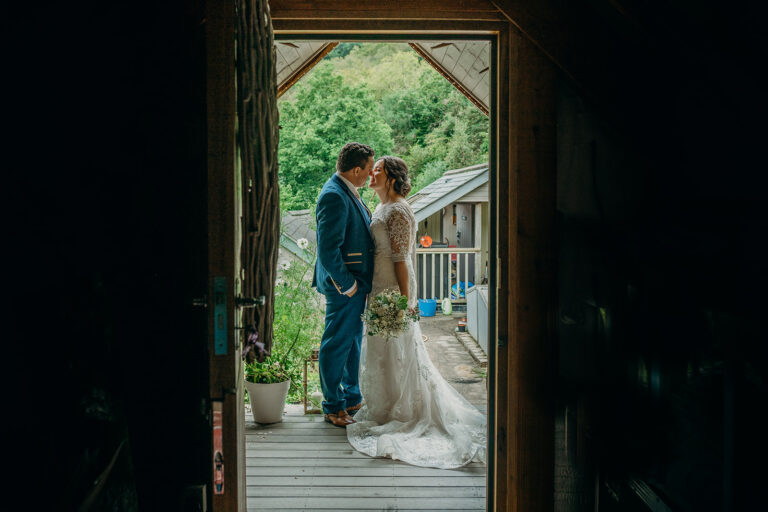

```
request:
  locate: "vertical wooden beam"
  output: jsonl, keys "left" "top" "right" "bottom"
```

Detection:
{"left": 206, "top": 0, "right": 242, "bottom": 510}
{"left": 492, "top": 22, "right": 511, "bottom": 512}
{"left": 506, "top": 24, "right": 557, "bottom": 512}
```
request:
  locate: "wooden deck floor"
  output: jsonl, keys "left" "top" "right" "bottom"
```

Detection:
{"left": 246, "top": 406, "right": 487, "bottom": 511}
{"left": 246, "top": 316, "right": 488, "bottom": 511}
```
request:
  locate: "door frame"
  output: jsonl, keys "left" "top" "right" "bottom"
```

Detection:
{"left": 271, "top": 23, "right": 506, "bottom": 512}
{"left": 205, "top": 5, "right": 558, "bottom": 511}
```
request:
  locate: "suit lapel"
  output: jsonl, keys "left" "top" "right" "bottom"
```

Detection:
{"left": 332, "top": 174, "right": 373, "bottom": 241}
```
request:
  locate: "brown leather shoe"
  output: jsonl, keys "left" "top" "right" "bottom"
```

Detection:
{"left": 346, "top": 402, "right": 362, "bottom": 415}
{"left": 324, "top": 410, "right": 356, "bottom": 428}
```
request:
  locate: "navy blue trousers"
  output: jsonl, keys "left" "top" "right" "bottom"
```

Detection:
{"left": 319, "top": 292, "right": 366, "bottom": 414}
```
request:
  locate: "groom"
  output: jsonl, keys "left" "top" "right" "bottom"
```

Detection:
{"left": 312, "top": 142, "right": 376, "bottom": 427}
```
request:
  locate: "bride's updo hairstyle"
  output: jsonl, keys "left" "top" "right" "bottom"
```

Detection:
{"left": 379, "top": 156, "right": 412, "bottom": 197}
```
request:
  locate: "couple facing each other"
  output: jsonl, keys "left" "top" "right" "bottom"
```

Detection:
{"left": 312, "top": 142, "right": 486, "bottom": 469}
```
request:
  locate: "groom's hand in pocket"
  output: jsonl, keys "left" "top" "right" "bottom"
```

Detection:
{"left": 343, "top": 280, "right": 358, "bottom": 297}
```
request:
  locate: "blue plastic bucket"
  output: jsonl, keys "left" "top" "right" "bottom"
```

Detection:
{"left": 450, "top": 281, "right": 474, "bottom": 299}
{"left": 418, "top": 298, "right": 437, "bottom": 317}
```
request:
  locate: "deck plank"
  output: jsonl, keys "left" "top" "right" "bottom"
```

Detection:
{"left": 246, "top": 422, "right": 344, "bottom": 428}
{"left": 246, "top": 442, "right": 359, "bottom": 450}
{"left": 247, "top": 466, "right": 485, "bottom": 477}
{"left": 246, "top": 435, "right": 348, "bottom": 442}
{"left": 247, "top": 476, "right": 486, "bottom": 487}
{"left": 246, "top": 486, "right": 484, "bottom": 498}
{"left": 247, "top": 457, "right": 484, "bottom": 468}
{"left": 246, "top": 497, "right": 485, "bottom": 510}
{"left": 247, "top": 449, "right": 370, "bottom": 459}
{"left": 247, "top": 457, "right": 391, "bottom": 468}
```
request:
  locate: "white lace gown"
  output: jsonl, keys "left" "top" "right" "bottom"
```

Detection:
{"left": 346, "top": 200, "right": 487, "bottom": 469}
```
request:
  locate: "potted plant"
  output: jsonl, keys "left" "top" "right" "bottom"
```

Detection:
{"left": 243, "top": 356, "right": 292, "bottom": 424}
{"left": 243, "top": 328, "right": 302, "bottom": 423}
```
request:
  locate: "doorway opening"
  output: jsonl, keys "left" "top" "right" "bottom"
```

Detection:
{"left": 243, "top": 35, "right": 498, "bottom": 511}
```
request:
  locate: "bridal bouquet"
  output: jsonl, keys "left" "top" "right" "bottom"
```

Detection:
{"left": 363, "top": 289, "right": 420, "bottom": 340}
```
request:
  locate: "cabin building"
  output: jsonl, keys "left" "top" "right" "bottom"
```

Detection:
{"left": 409, "top": 163, "right": 490, "bottom": 303}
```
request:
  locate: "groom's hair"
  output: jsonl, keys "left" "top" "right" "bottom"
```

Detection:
{"left": 336, "top": 142, "right": 375, "bottom": 173}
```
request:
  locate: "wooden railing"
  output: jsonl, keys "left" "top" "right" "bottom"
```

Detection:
{"left": 415, "top": 248, "right": 481, "bottom": 302}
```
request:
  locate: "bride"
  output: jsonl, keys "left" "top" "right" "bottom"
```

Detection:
{"left": 346, "top": 156, "right": 487, "bottom": 469}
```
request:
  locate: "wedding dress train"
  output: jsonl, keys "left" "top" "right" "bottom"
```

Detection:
{"left": 346, "top": 200, "right": 487, "bottom": 469}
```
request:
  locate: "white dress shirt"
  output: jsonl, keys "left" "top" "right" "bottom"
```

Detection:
{"left": 336, "top": 172, "right": 362, "bottom": 198}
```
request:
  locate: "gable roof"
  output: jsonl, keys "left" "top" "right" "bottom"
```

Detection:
{"left": 275, "top": 40, "right": 489, "bottom": 113}
{"left": 407, "top": 163, "right": 489, "bottom": 222}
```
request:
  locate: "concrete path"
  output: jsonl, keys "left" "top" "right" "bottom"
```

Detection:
{"left": 419, "top": 313, "right": 488, "bottom": 409}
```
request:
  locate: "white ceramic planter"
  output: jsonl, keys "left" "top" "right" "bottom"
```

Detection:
{"left": 245, "top": 379, "right": 291, "bottom": 424}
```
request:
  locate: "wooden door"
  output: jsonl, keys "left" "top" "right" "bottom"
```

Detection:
{"left": 456, "top": 203, "right": 474, "bottom": 248}
{"left": 206, "top": 0, "right": 243, "bottom": 509}
{"left": 207, "top": 1, "right": 280, "bottom": 510}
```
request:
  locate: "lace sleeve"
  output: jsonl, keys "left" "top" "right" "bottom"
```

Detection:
{"left": 386, "top": 204, "right": 413, "bottom": 263}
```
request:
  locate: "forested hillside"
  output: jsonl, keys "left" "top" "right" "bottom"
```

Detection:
{"left": 278, "top": 43, "right": 489, "bottom": 211}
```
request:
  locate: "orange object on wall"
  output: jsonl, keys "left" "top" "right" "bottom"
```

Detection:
{"left": 419, "top": 234, "right": 433, "bottom": 248}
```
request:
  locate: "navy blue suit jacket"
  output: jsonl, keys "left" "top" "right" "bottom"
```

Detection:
{"left": 312, "top": 174, "right": 375, "bottom": 297}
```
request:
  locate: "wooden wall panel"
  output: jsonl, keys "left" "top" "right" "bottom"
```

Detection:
{"left": 493, "top": 23, "right": 511, "bottom": 512}
{"left": 506, "top": 25, "right": 557, "bottom": 512}
{"left": 418, "top": 211, "right": 443, "bottom": 243}
{"left": 270, "top": 0, "right": 505, "bottom": 21}
{"left": 462, "top": 182, "right": 491, "bottom": 203}
{"left": 272, "top": 19, "right": 506, "bottom": 35}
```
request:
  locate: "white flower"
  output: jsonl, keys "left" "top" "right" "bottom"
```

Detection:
{"left": 279, "top": 261, "right": 291, "bottom": 270}
{"left": 275, "top": 277, "right": 286, "bottom": 286}
{"left": 297, "top": 238, "right": 309, "bottom": 249}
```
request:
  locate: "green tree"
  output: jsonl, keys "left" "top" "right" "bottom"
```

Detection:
{"left": 278, "top": 44, "right": 489, "bottom": 208}
{"left": 327, "top": 42, "right": 361, "bottom": 59}
{"left": 278, "top": 63, "right": 394, "bottom": 210}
